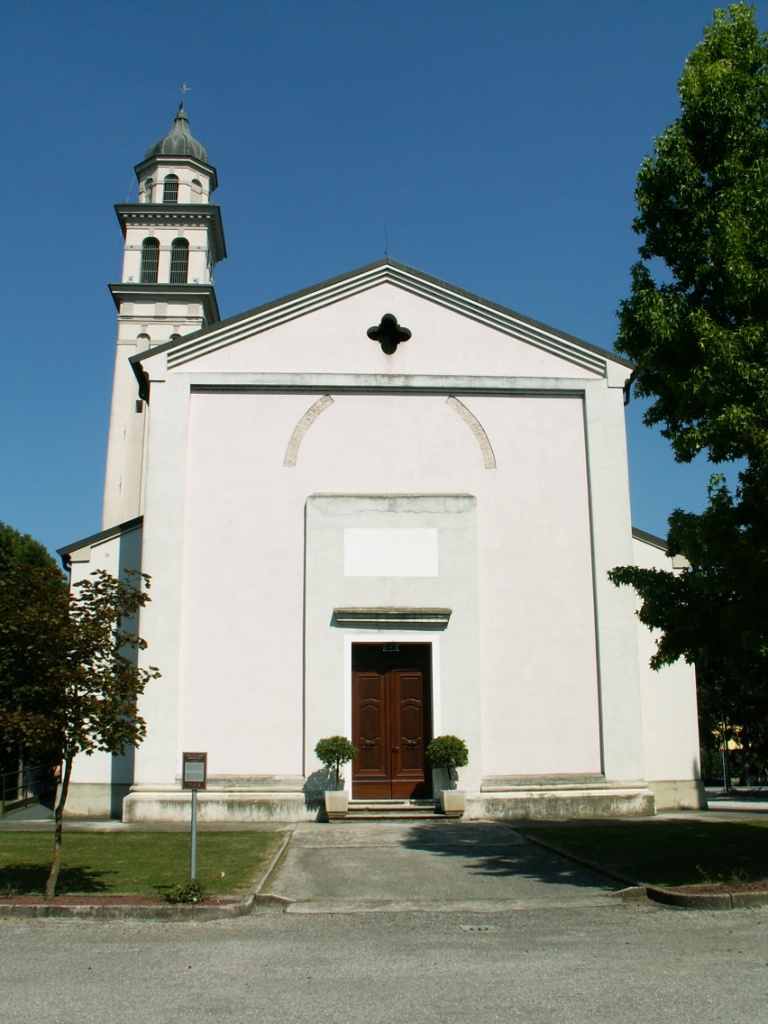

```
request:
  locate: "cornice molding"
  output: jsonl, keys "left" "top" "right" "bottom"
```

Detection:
{"left": 109, "top": 282, "right": 221, "bottom": 325}
{"left": 133, "top": 259, "right": 629, "bottom": 376}
{"left": 115, "top": 203, "right": 227, "bottom": 261}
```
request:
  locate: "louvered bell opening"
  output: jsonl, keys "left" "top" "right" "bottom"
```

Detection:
{"left": 170, "top": 239, "right": 189, "bottom": 284}
{"left": 140, "top": 239, "right": 160, "bottom": 283}
{"left": 163, "top": 175, "right": 179, "bottom": 204}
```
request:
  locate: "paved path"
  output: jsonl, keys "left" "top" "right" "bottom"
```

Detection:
{"left": 266, "top": 820, "right": 623, "bottom": 913}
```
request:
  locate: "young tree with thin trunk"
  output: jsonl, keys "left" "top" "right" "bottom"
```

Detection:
{"left": 0, "top": 531, "right": 159, "bottom": 899}
{"left": 44, "top": 569, "right": 160, "bottom": 899}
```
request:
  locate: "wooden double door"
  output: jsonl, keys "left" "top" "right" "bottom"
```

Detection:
{"left": 351, "top": 643, "right": 433, "bottom": 800}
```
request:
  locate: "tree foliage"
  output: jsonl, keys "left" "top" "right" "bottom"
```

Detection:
{"left": 425, "top": 735, "right": 469, "bottom": 788}
{"left": 0, "top": 523, "right": 69, "bottom": 762}
{"left": 0, "top": 522, "right": 59, "bottom": 574}
{"left": 314, "top": 735, "right": 358, "bottom": 789}
{"left": 0, "top": 522, "right": 160, "bottom": 896}
{"left": 424, "top": 735, "right": 469, "bottom": 771}
{"left": 618, "top": 3, "right": 768, "bottom": 467}
{"left": 611, "top": 4, "right": 768, "bottom": 739}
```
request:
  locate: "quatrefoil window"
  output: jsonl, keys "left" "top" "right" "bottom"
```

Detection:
{"left": 367, "top": 313, "right": 412, "bottom": 354}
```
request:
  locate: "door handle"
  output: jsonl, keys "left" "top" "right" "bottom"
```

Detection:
{"left": 391, "top": 746, "right": 399, "bottom": 753}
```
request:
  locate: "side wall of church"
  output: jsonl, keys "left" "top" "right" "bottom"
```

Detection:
{"left": 632, "top": 535, "right": 705, "bottom": 809}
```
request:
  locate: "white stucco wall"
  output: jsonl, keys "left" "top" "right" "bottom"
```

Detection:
{"left": 632, "top": 534, "right": 702, "bottom": 791}
{"left": 128, "top": 279, "right": 645, "bottom": 793}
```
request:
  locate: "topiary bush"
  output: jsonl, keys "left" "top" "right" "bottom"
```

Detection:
{"left": 425, "top": 735, "right": 469, "bottom": 788}
{"left": 314, "top": 736, "right": 358, "bottom": 789}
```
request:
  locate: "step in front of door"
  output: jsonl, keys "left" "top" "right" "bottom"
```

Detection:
{"left": 343, "top": 800, "right": 441, "bottom": 821}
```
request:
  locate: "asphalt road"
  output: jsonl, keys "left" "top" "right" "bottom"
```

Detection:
{"left": 3, "top": 902, "right": 767, "bottom": 1024}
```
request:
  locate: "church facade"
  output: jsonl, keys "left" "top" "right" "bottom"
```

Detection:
{"left": 60, "top": 107, "right": 705, "bottom": 821}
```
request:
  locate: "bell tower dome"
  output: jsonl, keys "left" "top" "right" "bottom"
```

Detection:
{"left": 102, "top": 104, "right": 227, "bottom": 528}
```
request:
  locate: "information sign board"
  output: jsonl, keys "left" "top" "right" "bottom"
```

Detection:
{"left": 182, "top": 751, "right": 207, "bottom": 791}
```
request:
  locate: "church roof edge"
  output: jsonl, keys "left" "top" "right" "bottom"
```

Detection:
{"left": 57, "top": 517, "right": 144, "bottom": 569}
{"left": 632, "top": 526, "right": 668, "bottom": 551}
{"left": 129, "top": 258, "right": 633, "bottom": 373}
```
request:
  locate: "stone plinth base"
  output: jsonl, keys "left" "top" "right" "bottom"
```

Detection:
{"left": 465, "top": 783, "right": 655, "bottom": 821}
{"left": 648, "top": 779, "right": 707, "bottom": 811}
{"left": 64, "top": 783, "right": 131, "bottom": 820}
{"left": 123, "top": 789, "right": 319, "bottom": 823}
{"left": 68, "top": 776, "right": 704, "bottom": 823}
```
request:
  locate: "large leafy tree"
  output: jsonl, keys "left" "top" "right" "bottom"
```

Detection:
{"left": 0, "top": 522, "right": 61, "bottom": 574}
{"left": 610, "top": 3, "right": 768, "bottom": 759}
{"left": 0, "top": 522, "right": 160, "bottom": 897}
{"left": 0, "top": 523, "right": 69, "bottom": 765}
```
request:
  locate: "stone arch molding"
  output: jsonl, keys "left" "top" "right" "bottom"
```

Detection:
{"left": 445, "top": 396, "right": 497, "bottom": 469}
{"left": 283, "top": 393, "right": 496, "bottom": 469}
{"left": 283, "top": 395, "right": 335, "bottom": 467}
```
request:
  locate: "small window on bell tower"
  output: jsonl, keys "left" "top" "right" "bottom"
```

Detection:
{"left": 163, "top": 174, "right": 179, "bottom": 204}
{"left": 140, "top": 238, "right": 159, "bottom": 283}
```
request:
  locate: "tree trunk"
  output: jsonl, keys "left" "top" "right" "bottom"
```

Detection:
{"left": 44, "top": 753, "right": 72, "bottom": 900}
{"left": 721, "top": 710, "right": 732, "bottom": 789}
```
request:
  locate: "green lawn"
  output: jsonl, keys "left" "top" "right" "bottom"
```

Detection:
{"left": 0, "top": 831, "right": 283, "bottom": 897}
{"left": 519, "top": 820, "right": 768, "bottom": 888}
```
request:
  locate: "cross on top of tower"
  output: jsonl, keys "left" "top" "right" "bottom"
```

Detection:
{"left": 178, "top": 82, "right": 191, "bottom": 107}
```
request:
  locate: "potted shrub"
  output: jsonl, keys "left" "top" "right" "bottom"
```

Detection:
{"left": 315, "top": 736, "right": 358, "bottom": 819}
{"left": 425, "top": 735, "right": 469, "bottom": 816}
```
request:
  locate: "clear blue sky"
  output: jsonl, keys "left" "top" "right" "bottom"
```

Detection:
{"left": 2, "top": 0, "right": 761, "bottom": 559}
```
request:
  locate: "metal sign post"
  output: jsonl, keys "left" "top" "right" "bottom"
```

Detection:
{"left": 182, "top": 752, "right": 207, "bottom": 881}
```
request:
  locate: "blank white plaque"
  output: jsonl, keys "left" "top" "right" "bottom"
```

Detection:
{"left": 344, "top": 528, "right": 438, "bottom": 577}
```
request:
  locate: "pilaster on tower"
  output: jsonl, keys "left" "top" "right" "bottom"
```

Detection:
{"left": 102, "top": 104, "right": 226, "bottom": 529}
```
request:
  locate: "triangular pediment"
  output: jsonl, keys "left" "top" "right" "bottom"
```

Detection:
{"left": 132, "top": 259, "right": 630, "bottom": 381}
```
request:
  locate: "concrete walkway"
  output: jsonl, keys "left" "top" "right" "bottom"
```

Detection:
{"left": 265, "top": 820, "right": 624, "bottom": 913}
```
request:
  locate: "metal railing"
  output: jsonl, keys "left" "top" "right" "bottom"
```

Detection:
{"left": 0, "top": 763, "right": 58, "bottom": 817}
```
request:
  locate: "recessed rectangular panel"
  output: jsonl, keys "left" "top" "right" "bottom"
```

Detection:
{"left": 344, "top": 528, "right": 438, "bottom": 577}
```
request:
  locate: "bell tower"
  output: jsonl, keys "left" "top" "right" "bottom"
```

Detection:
{"left": 102, "top": 103, "right": 226, "bottom": 527}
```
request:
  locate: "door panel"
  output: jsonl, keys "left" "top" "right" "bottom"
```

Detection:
{"left": 352, "top": 645, "right": 432, "bottom": 800}
{"left": 352, "top": 671, "right": 390, "bottom": 797}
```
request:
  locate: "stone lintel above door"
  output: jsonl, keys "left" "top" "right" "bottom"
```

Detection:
{"left": 333, "top": 608, "right": 452, "bottom": 629}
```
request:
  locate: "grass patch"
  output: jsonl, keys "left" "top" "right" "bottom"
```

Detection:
{"left": 519, "top": 820, "right": 768, "bottom": 888}
{"left": 0, "top": 831, "right": 283, "bottom": 897}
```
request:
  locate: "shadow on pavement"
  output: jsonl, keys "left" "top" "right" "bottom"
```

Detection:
{"left": 400, "top": 822, "right": 617, "bottom": 891}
